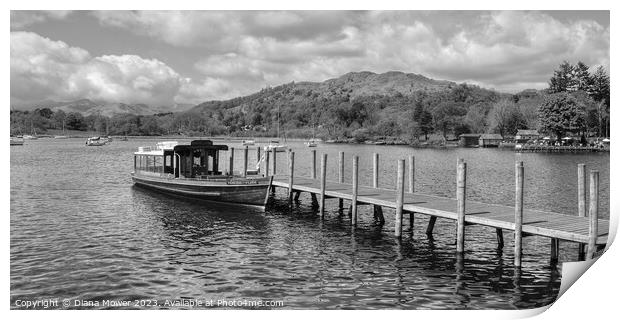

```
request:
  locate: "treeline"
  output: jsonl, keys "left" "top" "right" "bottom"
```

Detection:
{"left": 9, "top": 109, "right": 228, "bottom": 136}
{"left": 10, "top": 62, "right": 610, "bottom": 141}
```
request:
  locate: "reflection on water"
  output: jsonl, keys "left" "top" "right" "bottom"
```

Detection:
{"left": 10, "top": 139, "right": 608, "bottom": 309}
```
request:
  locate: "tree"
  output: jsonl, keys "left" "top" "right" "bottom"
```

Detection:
{"left": 590, "top": 66, "right": 610, "bottom": 136}
{"left": 573, "top": 61, "right": 593, "bottom": 93}
{"left": 487, "top": 99, "right": 514, "bottom": 136}
{"left": 548, "top": 61, "right": 576, "bottom": 93}
{"left": 65, "top": 112, "right": 87, "bottom": 131}
{"left": 538, "top": 92, "right": 586, "bottom": 138}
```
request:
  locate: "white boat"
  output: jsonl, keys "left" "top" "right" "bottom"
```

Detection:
{"left": 264, "top": 140, "right": 287, "bottom": 152}
{"left": 54, "top": 135, "right": 69, "bottom": 139}
{"left": 10, "top": 137, "right": 24, "bottom": 146}
{"left": 22, "top": 135, "right": 38, "bottom": 140}
{"left": 305, "top": 139, "right": 318, "bottom": 147}
{"left": 242, "top": 139, "right": 255, "bottom": 146}
{"left": 131, "top": 140, "right": 272, "bottom": 208}
{"left": 86, "top": 136, "right": 108, "bottom": 146}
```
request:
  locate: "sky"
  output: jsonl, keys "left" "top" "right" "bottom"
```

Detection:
{"left": 10, "top": 10, "right": 610, "bottom": 107}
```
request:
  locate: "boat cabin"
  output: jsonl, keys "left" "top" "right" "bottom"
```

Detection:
{"left": 134, "top": 140, "right": 229, "bottom": 179}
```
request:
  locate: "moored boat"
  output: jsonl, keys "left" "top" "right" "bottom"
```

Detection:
{"left": 131, "top": 140, "right": 273, "bottom": 208}
{"left": 242, "top": 139, "right": 255, "bottom": 146}
{"left": 10, "top": 137, "right": 24, "bottom": 146}
{"left": 86, "top": 136, "right": 108, "bottom": 146}
{"left": 264, "top": 139, "right": 287, "bottom": 152}
{"left": 305, "top": 138, "right": 318, "bottom": 147}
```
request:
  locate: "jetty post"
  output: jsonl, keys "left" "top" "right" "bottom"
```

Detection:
{"left": 372, "top": 153, "right": 385, "bottom": 224}
{"left": 586, "top": 170, "right": 599, "bottom": 260}
{"left": 243, "top": 146, "right": 249, "bottom": 177}
{"left": 577, "top": 164, "right": 587, "bottom": 260}
{"left": 351, "top": 156, "right": 359, "bottom": 226}
{"left": 514, "top": 161, "right": 524, "bottom": 267}
{"left": 320, "top": 153, "right": 327, "bottom": 217}
{"left": 338, "top": 151, "right": 344, "bottom": 211}
{"left": 409, "top": 155, "right": 415, "bottom": 193}
{"left": 311, "top": 149, "right": 317, "bottom": 179}
{"left": 229, "top": 147, "right": 235, "bottom": 175}
{"left": 408, "top": 155, "right": 415, "bottom": 230}
{"left": 456, "top": 159, "right": 467, "bottom": 253}
{"left": 394, "top": 159, "right": 405, "bottom": 237}
{"left": 288, "top": 150, "right": 295, "bottom": 205}
{"left": 264, "top": 148, "right": 270, "bottom": 177}
{"left": 272, "top": 149, "right": 277, "bottom": 175}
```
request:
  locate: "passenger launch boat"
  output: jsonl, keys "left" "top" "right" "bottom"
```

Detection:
{"left": 131, "top": 140, "right": 273, "bottom": 208}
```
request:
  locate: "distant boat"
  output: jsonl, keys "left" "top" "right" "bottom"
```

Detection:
{"left": 305, "top": 139, "right": 318, "bottom": 147}
{"left": 10, "top": 137, "right": 24, "bottom": 146}
{"left": 22, "top": 135, "right": 38, "bottom": 140}
{"left": 264, "top": 140, "right": 287, "bottom": 152}
{"left": 131, "top": 140, "right": 273, "bottom": 208}
{"left": 242, "top": 139, "right": 255, "bottom": 146}
{"left": 54, "top": 135, "right": 69, "bottom": 139}
{"left": 86, "top": 136, "right": 108, "bottom": 146}
{"left": 120, "top": 136, "right": 128, "bottom": 141}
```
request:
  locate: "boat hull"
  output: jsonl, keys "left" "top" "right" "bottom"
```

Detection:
{"left": 131, "top": 173, "right": 273, "bottom": 207}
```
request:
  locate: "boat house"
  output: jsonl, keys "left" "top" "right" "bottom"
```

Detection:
{"left": 515, "top": 130, "right": 540, "bottom": 143}
{"left": 479, "top": 134, "right": 503, "bottom": 147}
{"left": 458, "top": 133, "right": 481, "bottom": 147}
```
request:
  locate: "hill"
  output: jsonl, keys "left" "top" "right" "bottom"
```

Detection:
{"left": 13, "top": 99, "right": 194, "bottom": 117}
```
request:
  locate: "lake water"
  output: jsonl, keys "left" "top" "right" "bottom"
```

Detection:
{"left": 10, "top": 138, "right": 610, "bottom": 309}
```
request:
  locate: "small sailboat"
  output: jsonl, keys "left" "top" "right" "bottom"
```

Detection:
{"left": 265, "top": 104, "right": 287, "bottom": 152}
{"left": 55, "top": 119, "right": 68, "bottom": 139}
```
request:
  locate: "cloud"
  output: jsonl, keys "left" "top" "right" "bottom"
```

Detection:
{"left": 10, "top": 31, "right": 185, "bottom": 106}
{"left": 11, "top": 11, "right": 72, "bottom": 29}
{"left": 11, "top": 11, "right": 610, "bottom": 107}
{"left": 92, "top": 11, "right": 608, "bottom": 94}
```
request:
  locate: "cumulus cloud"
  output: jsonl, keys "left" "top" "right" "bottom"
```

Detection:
{"left": 11, "top": 11, "right": 610, "bottom": 107}
{"left": 11, "top": 10, "right": 72, "bottom": 29}
{"left": 92, "top": 11, "right": 608, "bottom": 94}
{"left": 10, "top": 31, "right": 184, "bottom": 106}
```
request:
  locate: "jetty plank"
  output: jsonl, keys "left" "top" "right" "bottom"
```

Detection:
{"left": 271, "top": 176, "right": 608, "bottom": 245}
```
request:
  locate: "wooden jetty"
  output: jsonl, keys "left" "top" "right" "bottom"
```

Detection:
{"left": 232, "top": 147, "right": 609, "bottom": 266}
{"left": 516, "top": 144, "right": 607, "bottom": 153}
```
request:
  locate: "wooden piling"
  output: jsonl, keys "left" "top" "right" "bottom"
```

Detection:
{"left": 256, "top": 146, "right": 261, "bottom": 165}
{"left": 288, "top": 151, "right": 295, "bottom": 204}
{"left": 372, "top": 153, "right": 384, "bottom": 223}
{"left": 338, "top": 151, "right": 344, "bottom": 210}
{"left": 550, "top": 238, "right": 559, "bottom": 263}
{"left": 395, "top": 159, "right": 405, "bottom": 237}
{"left": 272, "top": 149, "right": 277, "bottom": 175}
{"left": 409, "top": 155, "right": 415, "bottom": 193}
{"left": 264, "top": 148, "right": 270, "bottom": 177}
{"left": 456, "top": 159, "right": 466, "bottom": 253}
{"left": 351, "top": 156, "right": 359, "bottom": 226}
{"left": 229, "top": 147, "right": 234, "bottom": 175}
{"left": 577, "top": 164, "right": 586, "bottom": 260}
{"left": 320, "top": 153, "right": 327, "bottom": 217}
{"left": 514, "top": 161, "right": 524, "bottom": 267}
{"left": 426, "top": 216, "right": 437, "bottom": 236}
{"left": 496, "top": 228, "right": 504, "bottom": 249}
{"left": 586, "top": 170, "right": 599, "bottom": 260}
{"left": 311, "top": 149, "right": 317, "bottom": 179}
{"left": 243, "top": 146, "right": 249, "bottom": 177}
{"left": 373, "top": 153, "right": 379, "bottom": 188}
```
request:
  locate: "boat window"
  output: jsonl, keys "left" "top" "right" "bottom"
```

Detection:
{"left": 165, "top": 155, "right": 171, "bottom": 166}
{"left": 154, "top": 156, "right": 163, "bottom": 173}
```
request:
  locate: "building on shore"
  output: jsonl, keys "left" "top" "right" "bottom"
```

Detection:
{"left": 458, "top": 133, "right": 481, "bottom": 147}
{"left": 515, "top": 129, "right": 540, "bottom": 143}
{"left": 479, "top": 134, "right": 504, "bottom": 147}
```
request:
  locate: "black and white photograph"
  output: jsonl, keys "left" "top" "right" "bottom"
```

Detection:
{"left": 7, "top": 4, "right": 615, "bottom": 315}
